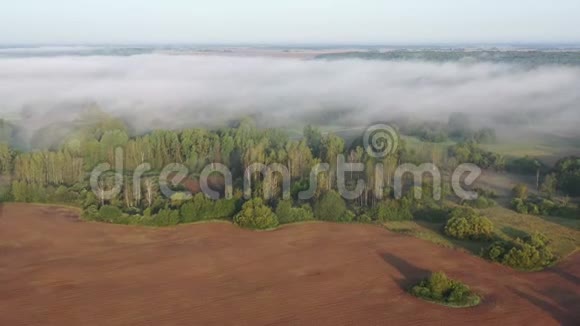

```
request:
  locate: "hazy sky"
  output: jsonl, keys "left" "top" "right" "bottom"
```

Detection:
{"left": 0, "top": 0, "right": 579, "bottom": 44}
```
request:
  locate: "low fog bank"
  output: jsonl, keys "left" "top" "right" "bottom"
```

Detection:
{"left": 1, "top": 54, "right": 579, "bottom": 141}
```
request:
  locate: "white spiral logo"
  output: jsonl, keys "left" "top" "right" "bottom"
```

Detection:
{"left": 363, "top": 124, "right": 399, "bottom": 158}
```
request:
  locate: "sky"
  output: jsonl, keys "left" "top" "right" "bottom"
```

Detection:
{"left": 0, "top": 0, "right": 579, "bottom": 45}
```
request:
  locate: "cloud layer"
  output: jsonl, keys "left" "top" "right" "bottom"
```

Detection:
{"left": 1, "top": 54, "right": 579, "bottom": 136}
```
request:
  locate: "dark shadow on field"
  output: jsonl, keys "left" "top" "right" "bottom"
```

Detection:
{"left": 378, "top": 252, "right": 430, "bottom": 290}
{"left": 550, "top": 268, "right": 580, "bottom": 286}
{"left": 537, "top": 214, "right": 580, "bottom": 231}
{"left": 510, "top": 286, "right": 580, "bottom": 326}
{"left": 501, "top": 226, "right": 529, "bottom": 239}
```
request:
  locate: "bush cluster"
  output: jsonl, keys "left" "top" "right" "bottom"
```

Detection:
{"left": 180, "top": 193, "right": 237, "bottom": 223}
{"left": 410, "top": 272, "right": 480, "bottom": 307}
{"left": 464, "top": 195, "right": 496, "bottom": 209}
{"left": 233, "top": 198, "right": 279, "bottom": 230}
{"left": 313, "top": 191, "right": 352, "bottom": 222}
{"left": 483, "top": 233, "right": 555, "bottom": 270}
{"left": 444, "top": 207, "right": 494, "bottom": 240}
{"left": 511, "top": 197, "right": 577, "bottom": 218}
{"left": 372, "top": 200, "right": 414, "bottom": 222}
{"left": 275, "top": 200, "right": 314, "bottom": 224}
{"left": 448, "top": 142, "right": 504, "bottom": 169}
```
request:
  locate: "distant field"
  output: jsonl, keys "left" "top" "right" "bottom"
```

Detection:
{"left": 482, "top": 143, "right": 580, "bottom": 165}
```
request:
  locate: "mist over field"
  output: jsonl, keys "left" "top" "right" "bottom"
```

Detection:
{"left": 1, "top": 54, "right": 580, "bottom": 138}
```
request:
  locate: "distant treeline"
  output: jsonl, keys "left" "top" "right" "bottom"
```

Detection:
{"left": 316, "top": 50, "right": 580, "bottom": 66}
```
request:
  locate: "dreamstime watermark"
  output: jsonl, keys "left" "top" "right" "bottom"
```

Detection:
{"left": 89, "top": 124, "right": 482, "bottom": 202}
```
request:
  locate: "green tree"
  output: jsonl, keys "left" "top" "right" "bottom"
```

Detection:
{"left": 303, "top": 125, "right": 323, "bottom": 157}
{"left": 275, "top": 200, "right": 314, "bottom": 224}
{"left": 444, "top": 207, "right": 494, "bottom": 240}
{"left": 313, "top": 190, "right": 349, "bottom": 222}
{"left": 410, "top": 271, "right": 480, "bottom": 307}
{"left": 540, "top": 173, "right": 557, "bottom": 198}
{"left": 233, "top": 198, "right": 279, "bottom": 230}
{"left": 512, "top": 184, "right": 529, "bottom": 200}
{"left": 98, "top": 205, "right": 123, "bottom": 221}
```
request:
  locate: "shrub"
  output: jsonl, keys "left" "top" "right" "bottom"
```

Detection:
{"left": 180, "top": 193, "right": 237, "bottom": 223}
{"left": 507, "top": 156, "right": 543, "bottom": 175}
{"left": 234, "top": 198, "right": 279, "bottom": 230}
{"left": 539, "top": 199, "right": 555, "bottom": 215}
{"left": 98, "top": 205, "right": 123, "bottom": 221}
{"left": 373, "top": 200, "right": 413, "bottom": 222}
{"left": 83, "top": 191, "right": 98, "bottom": 209}
{"left": 540, "top": 173, "right": 557, "bottom": 198}
{"left": 466, "top": 196, "right": 496, "bottom": 209}
{"left": 512, "top": 184, "right": 529, "bottom": 200}
{"left": 146, "top": 208, "right": 180, "bottom": 226}
{"left": 511, "top": 197, "right": 576, "bottom": 218}
{"left": 444, "top": 207, "right": 494, "bottom": 240}
{"left": 483, "top": 233, "right": 555, "bottom": 270}
{"left": 554, "top": 156, "right": 580, "bottom": 196}
{"left": 313, "top": 190, "right": 347, "bottom": 222}
{"left": 355, "top": 213, "right": 372, "bottom": 223}
{"left": 340, "top": 210, "right": 356, "bottom": 223}
{"left": 413, "top": 206, "right": 449, "bottom": 223}
{"left": 170, "top": 192, "right": 192, "bottom": 207}
{"left": 410, "top": 272, "right": 480, "bottom": 307}
{"left": 511, "top": 198, "right": 528, "bottom": 214}
{"left": 275, "top": 200, "right": 314, "bottom": 224}
{"left": 83, "top": 205, "right": 99, "bottom": 220}
{"left": 527, "top": 203, "right": 540, "bottom": 215}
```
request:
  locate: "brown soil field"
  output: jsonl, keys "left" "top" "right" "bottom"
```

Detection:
{"left": 0, "top": 203, "right": 578, "bottom": 325}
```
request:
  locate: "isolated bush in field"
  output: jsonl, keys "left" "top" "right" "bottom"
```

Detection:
{"left": 234, "top": 198, "right": 279, "bottom": 230}
{"left": 275, "top": 200, "right": 314, "bottom": 224}
{"left": 410, "top": 271, "right": 480, "bottom": 307}
{"left": 313, "top": 190, "right": 347, "bottom": 222}
{"left": 444, "top": 207, "right": 493, "bottom": 240}
{"left": 512, "top": 184, "right": 529, "bottom": 200}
